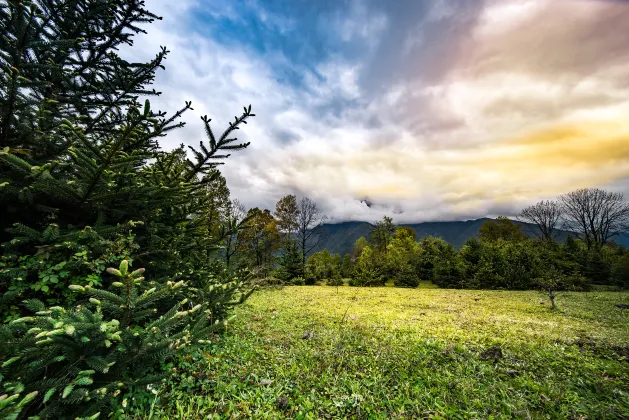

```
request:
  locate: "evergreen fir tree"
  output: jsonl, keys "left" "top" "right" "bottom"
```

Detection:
{"left": 0, "top": 0, "right": 257, "bottom": 416}
{"left": 0, "top": 0, "right": 255, "bottom": 313}
{"left": 275, "top": 238, "right": 303, "bottom": 282}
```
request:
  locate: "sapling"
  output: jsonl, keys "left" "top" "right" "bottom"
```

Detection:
{"left": 535, "top": 266, "right": 568, "bottom": 309}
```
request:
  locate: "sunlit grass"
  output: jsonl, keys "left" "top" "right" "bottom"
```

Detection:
{"left": 143, "top": 287, "right": 629, "bottom": 419}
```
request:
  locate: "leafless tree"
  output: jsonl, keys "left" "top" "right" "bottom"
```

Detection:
{"left": 559, "top": 188, "right": 629, "bottom": 250}
{"left": 518, "top": 200, "right": 562, "bottom": 241}
{"left": 295, "top": 197, "right": 327, "bottom": 269}
{"left": 222, "top": 199, "right": 247, "bottom": 268}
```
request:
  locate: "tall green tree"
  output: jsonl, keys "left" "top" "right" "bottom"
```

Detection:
{"left": 387, "top": 227, "right": 420, "bottom": 287}
{"left": 350, "top": 245, "right": 385, "bottom": 287}
{"left": 341, "top": 254, "right": 353, "bottom": 278}
{"left": 0, "top": 0, "right": 256, "bottom": 313}
{"left": 274, "top": 194, "right": 299, "bottom": 237}
{"left": 351, "top": 236, "right": 369, "bottom": 261}
{"left": 239, "top": 208, "right": 280, "bottom": 276}
{"left": 275, "top": 237, "right": 303, "bottom": 282}
{"left": 370, "top": 216, "right": 395, "bottom": 254}
{"left": 0, "top": 0, "right": 256, "bottom": 416}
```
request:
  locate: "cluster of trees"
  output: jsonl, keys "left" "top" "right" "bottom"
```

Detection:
{"left": 342, "top": 214, "right": 628, "bottom": 290}
{"left": 0, "top": 1, "right": 260, "bottom": 417}
{"left": 278, "top": 189, "right": 629, "bottom": 291}
{"left": 218, "top": 194, "right": 327, "bottom": 281}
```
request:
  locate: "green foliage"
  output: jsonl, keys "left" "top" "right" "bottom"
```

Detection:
{"left": 0, "top": 260, "right": 247, "bottom": 418}
{"left": 392, "top": 264, "right": 419, "bottom": 288}
{"left": 349, "top": 246, "right": 385, "bottom": 286}
{"left": 432, "top": 242, "right": 463, "bottom": 289}
{"left": 340, "top": 254, "right": 353, "bottom": 278}
{"left": 0, "top": 0, "right": 256, "bottom": 417}
{"left": 583, "top": 249, "right": 611, "bottom": 285}
{"left": 0, "top": 0, "right": 256, "bottom": 313}
{"left": 239, "top": 208, "right": 280, "bottom": 277}
{"left": 478, "top": 217, "right": 526, "bottom": 243}
{"left": 535, "top": 266, "right": 571, "bottom": 309}
{"left": 387, "top": 228, "right": 420, "bottom": 288}
{"left": 610, "top": 253, "right": 629, "bottom": 289}
{"left": 369, "top": 216, "right": 395, "bottom": 254}
{"left": 274, "top": 195, "right": 299, "bottom": 235}
{"left": 416, "top": 236, "right": 450, "bottom": 283}
{"left": 1, "top": 229, "right": 139, "bottom": 321}
{"left": 326, "top": 277, "right": 343, "bottom": 286}
{"left": 290, "top": 276, "right": 306, "bottom": 286}
{"left": 351, "top": 236, "right": 369, "bottom": 261}
{"left": 274, "top": 239, "right": 303, "bottom": 283}
{"left": 304, "top": 249, "right": 342, "bottom": 285}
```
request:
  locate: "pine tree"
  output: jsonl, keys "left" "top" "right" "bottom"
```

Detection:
{"left": 0, "top": 0, "right": 255, "bottom": 314}
{"left": 0, "top": 1, "right": 257, "bottom": 416}
{"left": 275, "top": 238, "right": 303, "bottom": 283}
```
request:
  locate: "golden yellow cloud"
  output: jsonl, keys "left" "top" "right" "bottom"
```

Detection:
{"left": 283, "top": 119, "right": 629, "bottom": 212}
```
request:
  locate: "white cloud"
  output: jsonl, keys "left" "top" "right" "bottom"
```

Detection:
{"left": 123, "top": 0, "right": 629, "bottom": 223}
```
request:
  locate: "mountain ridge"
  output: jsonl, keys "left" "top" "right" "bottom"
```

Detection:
{"left": 310, "top": 218, "right": 629, "bottom": 256}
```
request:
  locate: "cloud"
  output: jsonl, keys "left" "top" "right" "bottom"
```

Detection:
{"left": 125, "top": 0, "right": 629, "bottom": 223}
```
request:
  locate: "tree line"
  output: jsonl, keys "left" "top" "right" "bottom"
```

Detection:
{"left": 280, "top": 189, "right": 629, "bottom": 291}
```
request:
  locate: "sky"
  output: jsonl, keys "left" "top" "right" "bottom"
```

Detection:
{"left": 133, "top": 0, "right": 629, "bottom": 223}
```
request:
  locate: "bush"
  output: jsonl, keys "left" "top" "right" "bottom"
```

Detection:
{"left": 350, "top": 246, "right": 386, "bottom": 286}
{"left": 292, "top": 276, "right": 306, "bottom": 286}
{"left": 393, "top": 264, "right": 419, "bottom": 288}
{"left": 610, "top": 254, "right": 629, "bottom": 289}
{"left": 326, "top": 278, "right": 343, "bottom": 286}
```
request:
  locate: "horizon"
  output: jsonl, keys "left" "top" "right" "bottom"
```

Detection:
{"left": 129, "top": 0, "right": 629, "bottom": 223}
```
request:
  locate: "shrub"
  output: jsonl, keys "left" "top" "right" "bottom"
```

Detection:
{"left": 393, "top": 264, "right": 419, "bottom": 288}
{"left": 350, "top": 246, "right": 385, "bottom": 286}
{"left": 610, "top": 254, "right": 629, "bottom": 289}
{"left": 292, "top": 276, "right": 306, "bottom": 286}
{"left": 326, "top": 278, "right": 343, "bottom": 286}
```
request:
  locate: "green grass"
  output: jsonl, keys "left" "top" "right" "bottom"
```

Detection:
{"left": 139, "top": 287, "right": 629, "bottom": 419}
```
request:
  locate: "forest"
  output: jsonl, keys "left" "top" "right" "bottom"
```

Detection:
{"left": 0, "top": 1, "right": 628, "bottom": 419}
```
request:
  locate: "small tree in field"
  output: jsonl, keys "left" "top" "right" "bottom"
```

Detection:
{"left": 535, "top": 266, "right": 567, "bottom": 309}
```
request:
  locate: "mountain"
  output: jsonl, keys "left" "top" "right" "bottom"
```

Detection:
{"left": 310, "top": 221, "right": 373, "bottom": 256}
{"left": 311, "top": 218, "right": 629, "bottom": 257}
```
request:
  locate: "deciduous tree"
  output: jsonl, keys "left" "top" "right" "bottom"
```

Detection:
{"left": 559, "top": 188, "right": 629, "bottom": 251}
{"left": 519, "top": 200, "right": 562, "bottom": 241}
{"left": 295, "top": 197, "right": 326, "bottom": 270}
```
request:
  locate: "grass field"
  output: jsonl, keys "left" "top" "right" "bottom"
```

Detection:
{"left": 143, "top": 286, "right": 629, "bottom": 419}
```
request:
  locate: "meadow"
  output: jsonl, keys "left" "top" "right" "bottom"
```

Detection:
{"left": 142, "top": 286, "right": 629, "bottom": 419}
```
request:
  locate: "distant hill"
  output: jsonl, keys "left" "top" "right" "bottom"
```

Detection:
{"left": 310, "top": 218, "right": 629, "bottom": 257}
{"left": 310, "top": 221, "right": 373, "bottom": 256}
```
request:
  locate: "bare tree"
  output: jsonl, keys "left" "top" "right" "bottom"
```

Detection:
{"left": 295, "top": 197, "right": 327, "bottom": 270}
{"left": 518, "top": 200, "right": 562, "bottom": 241}
{"left": 222, "top": 199, "right": 247, "bottom": 268}
{"left": 559, "top": 188, "right": 629, "bottom": 250}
